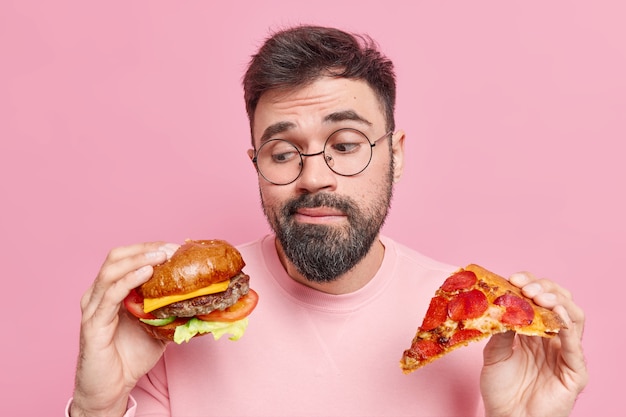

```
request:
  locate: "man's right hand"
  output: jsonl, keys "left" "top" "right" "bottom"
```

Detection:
{"left": 70, "top": 242, "right": 179, "bottom": 417}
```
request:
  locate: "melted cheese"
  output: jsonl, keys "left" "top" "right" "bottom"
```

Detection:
{"left": 143, "top": 280, "right": 230, "bottom": 313}
{"left": 419, "top": 305, "right": 507, "bottom": 340}
{"left": 463, "top": 305, "right": 506, "bottom": 333}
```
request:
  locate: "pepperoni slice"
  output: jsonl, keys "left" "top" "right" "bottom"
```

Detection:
{"left": 494, "top": 293, "right": 534, "bottom": 326}
{"left": 420, "top": 296, "right": 448, "bottom": 331}
{"left": 448, "top": 329, "right": 484, "bottom": 346}
{"left": 408, "top": 339, "right": 443, "bottom": 361}
{"left": 441, "top": 270, "right": 477, "bottom": 292}
{"left": 448, "top": 289, "right": 488, "bottom": 321}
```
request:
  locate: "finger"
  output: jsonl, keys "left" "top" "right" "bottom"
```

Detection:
{"left": 93, "top": 264, "right": 163, "bottom": 325}
{"left": 80, "top": 249, "right": 158, "bottom": 312}
{"left": 525, "top": 282, "right": 582, "bottom": 328}
{"left": 82, "top": 261, "right": 157, "bottom": 322}
{"left": 553, "top": 305, "right": 588, "bottom": 381}
{"left": 85, "top": 249, "right": 164, "bottom": 315}
{"left": 103, "top": 241, "right": 173, "bottom": 264}
{"left": 483, "top": 331, "right": 516, "bottom": 365}
{"left": 84, "top": 264, "right": 155, "bottom": 327}
{"left": 93, "top": 242, "right": 179, "bottom": 292}
{"left": 510, "top": 272, "right": 559, "bottom": 307}
{"left": 509, "top": 273, "right": 574, "bottom": 312}
{"left": 83, "top": 242, "right": 179, "bottom": 317}
{"left": 510, "top": 272, "right": 586, "bottom": 354}
{"left": 509, "top": 271, "right": 534, "bottom": 287}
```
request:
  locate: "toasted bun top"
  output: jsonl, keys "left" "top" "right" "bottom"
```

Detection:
{"left": 139, "top": 239, "right": 245, "bottom": 299}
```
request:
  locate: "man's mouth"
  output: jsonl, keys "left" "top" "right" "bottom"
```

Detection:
{"left": 293, "top": 206, "right": 347, "bottom": 225}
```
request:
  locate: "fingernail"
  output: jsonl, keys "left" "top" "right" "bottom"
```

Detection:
{"left": 145, "top": 251, "right": 164, "bottom": 259}
{"left": 158, "top": 243, "right": 179, "bottom": 259}
{"left": 135, "top": 265, "right": 152, "bottom": 276}
{"left": 509, "top": 273, "right": 530, "bottom": 286}
{"left": 523, "top": 283, "right": 542, "bottom": 297}
{"left": 537, "top": 292, "right": 557, "bottom": 303}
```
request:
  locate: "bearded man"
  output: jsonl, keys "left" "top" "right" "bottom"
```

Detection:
{"left": 68, "top": 25, "right": 587, "bottom": 417}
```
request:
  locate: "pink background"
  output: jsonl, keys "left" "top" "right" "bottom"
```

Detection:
{"left": 1, "top": 1, "right": 623, "bottom": 415}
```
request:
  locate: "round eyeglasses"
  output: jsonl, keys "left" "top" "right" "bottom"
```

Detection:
{"left": 252, "top": 128, "right": 392, "bottom": 185}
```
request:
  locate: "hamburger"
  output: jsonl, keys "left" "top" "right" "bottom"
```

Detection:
{"left": 123, "top": 239, "right": 258, "bottom": 344}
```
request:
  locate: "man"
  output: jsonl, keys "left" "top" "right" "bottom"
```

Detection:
{"left": 68, "top": 25, "right": 587, "bottom": 416}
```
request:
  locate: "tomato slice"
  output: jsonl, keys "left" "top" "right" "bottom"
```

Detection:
{"left": 196, "top": 289, "right": 259, "bottom": 322}
{"left": 123, "top": 288, "right": 157, "bottom": 320}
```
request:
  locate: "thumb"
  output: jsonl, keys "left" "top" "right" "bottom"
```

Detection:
{"left": 483, "top": 331, "right": 516, "bottom": 365}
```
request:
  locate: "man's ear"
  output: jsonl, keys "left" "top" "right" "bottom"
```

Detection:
{"left": 390, "top": 130, "right": 406, "bottom": 183}
{"left": 247, "top": 149, "right": 255, "bottom": 162}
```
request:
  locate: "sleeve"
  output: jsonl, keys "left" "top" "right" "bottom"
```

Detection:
{"left": 64, "top": 396, "right": 137, "bottom": 417}
{"left": 65, "top": 358, "right": 170, "bottom": 417}
{"left": 129, "top": 357, "right": 172, "bottom": 416}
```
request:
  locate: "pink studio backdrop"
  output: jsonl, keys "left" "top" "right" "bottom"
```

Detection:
{"left": 1, "top": 1, "right": 623, "bottom": 415}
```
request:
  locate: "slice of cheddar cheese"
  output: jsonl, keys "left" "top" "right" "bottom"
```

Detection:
{"left": 143, "top": 280, "right": 230, "bottom": 313}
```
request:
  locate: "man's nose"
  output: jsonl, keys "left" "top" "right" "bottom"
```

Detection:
{"left": 295, "top": 150, "right": 337, "bottom": 192}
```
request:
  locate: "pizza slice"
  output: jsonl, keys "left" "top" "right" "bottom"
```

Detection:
{"left": 400, "top": 264, "right": 565, "bottom": 374}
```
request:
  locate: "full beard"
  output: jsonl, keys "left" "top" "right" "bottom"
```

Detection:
{"left": 262, "top": 180, "right": 393, "bottom": 284}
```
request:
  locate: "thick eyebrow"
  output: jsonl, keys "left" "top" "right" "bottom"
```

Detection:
{"left": 258, "top": 110, "right": 372, "bottom": 144}
{"left": 323, "top": 110, "right": 373, "bottom": 126}
{"left": 259, "top": 121, "right": 297, "bottom": 143}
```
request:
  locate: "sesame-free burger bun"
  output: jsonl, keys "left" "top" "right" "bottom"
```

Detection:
{"left": 138, "top": 239, "right": 245, "bottom": 299}
{"left": 124, "top": 239, "right": 257, "bottom": 344}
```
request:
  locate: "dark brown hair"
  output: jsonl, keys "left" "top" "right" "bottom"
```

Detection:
{"left": 243, "top": 25, "right": 396, "bottom": 139}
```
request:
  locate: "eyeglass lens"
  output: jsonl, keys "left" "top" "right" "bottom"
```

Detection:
{"left": 255, "top": 128, "right": 375, "bottom": 185}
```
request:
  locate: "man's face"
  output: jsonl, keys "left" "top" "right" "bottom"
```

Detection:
{"left": 249, "top": 76, "right": 404, "bottom": 283}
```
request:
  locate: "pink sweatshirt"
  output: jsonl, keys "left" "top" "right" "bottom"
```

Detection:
{"left": 68, "top": 235, "right": 484, "bottom": 416}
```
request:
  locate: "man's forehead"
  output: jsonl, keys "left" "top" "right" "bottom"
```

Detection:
{"left": 252, "top": 77, "right": 382, "bottom": 141}
{"left": 257, "top": 110, "right": 373, "bottom": 143}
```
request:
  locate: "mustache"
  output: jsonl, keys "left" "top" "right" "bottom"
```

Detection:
{"left": 282, "top": 193, "right": 356, "bottom": 216}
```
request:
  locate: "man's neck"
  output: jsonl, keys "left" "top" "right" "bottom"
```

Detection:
{"left": 274, "top": 236, "right": 386, "bottom": 295}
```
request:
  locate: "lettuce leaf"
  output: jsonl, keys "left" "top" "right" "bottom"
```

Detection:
{"left": 173, "top": 317, "right": 249, "bottom": 344}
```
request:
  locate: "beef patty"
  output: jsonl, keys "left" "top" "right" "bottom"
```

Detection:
{"left": 151, "top": 273, "right": 250, "bottom": 318}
